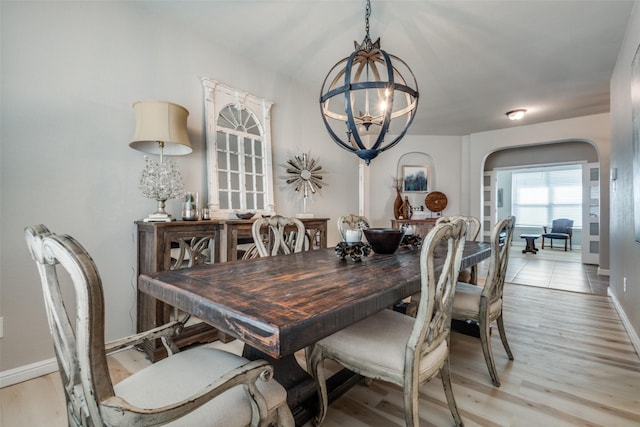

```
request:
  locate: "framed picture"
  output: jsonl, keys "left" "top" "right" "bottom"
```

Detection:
{"left": 402, "top": 165, "right": 430, "bottom": 192}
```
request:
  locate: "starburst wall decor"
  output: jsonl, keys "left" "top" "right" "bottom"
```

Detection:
{"left": 283, "top": 153, "right": 325, "bottom": 216}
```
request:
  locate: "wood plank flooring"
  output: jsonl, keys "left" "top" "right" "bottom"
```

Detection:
{"left": 2, "top": 258, "right": 639, "bottom": 426}
{"left": 316, "top": 284, "right": 640, "bottom": 427}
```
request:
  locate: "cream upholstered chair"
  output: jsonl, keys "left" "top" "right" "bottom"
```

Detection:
{"left": 437, "top": 215, "right": 481, "bottom": 284}
{"left": 336, "top": 214, "right": 370, "bottom": 242}
{"left": 452, "top": 215, "right": 516, "bottom": 387}
{"left": 25, "top": 225, "right": 294, "bottom": 427}
{"left": 306, "top": 219, "right": 468, "bottom": 427}
{"left": 248, "top": 215, "right": 305, "bottom": 258}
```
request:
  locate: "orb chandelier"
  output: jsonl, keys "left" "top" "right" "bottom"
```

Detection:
{"left": 320, "top": 0, "right": 419, "bottom": 165}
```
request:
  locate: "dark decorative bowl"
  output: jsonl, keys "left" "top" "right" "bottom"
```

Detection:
{"left": 235, "top": 211, "right": 256, "bottom": 220}
{"left": 363, "top": 228, "right": 404, "bottom": 254}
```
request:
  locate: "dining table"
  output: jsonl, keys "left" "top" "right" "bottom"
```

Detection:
{"left": 138, "top": 240, "right": 491, "bottom": 425}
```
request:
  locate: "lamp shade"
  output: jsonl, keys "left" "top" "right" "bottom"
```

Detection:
{"left": 130, "top": 101, "right": 193, "bottom": 155}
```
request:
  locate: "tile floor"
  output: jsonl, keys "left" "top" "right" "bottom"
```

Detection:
{"left": 476, "top": 242, "right": 609, "bottom": 295}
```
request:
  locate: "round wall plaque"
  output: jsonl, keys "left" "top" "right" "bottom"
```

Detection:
{"left": 425, "top": 191, "right": 448, "bottom": 212}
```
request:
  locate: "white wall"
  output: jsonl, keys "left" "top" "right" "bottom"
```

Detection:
{"left": 0, "top": 2, "right": 358, "bottom": 374}
{"left": 610, "top": 2, "right": 640, "bottom": 348}
{"left": 367, "top": 135, "right": 463, "bottom": 227}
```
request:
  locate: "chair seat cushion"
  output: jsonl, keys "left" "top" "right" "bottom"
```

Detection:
{"left": 114, "top": 348, "right": 287, "bottom": 426}
{"left": 542, "top": 233, "right": 569, "bottom": 239}
{"left": 316, "top": 309, "right": 448, "bottom": 383}
{"left": 452, "top": 281, "right": 502, "bottom": 320}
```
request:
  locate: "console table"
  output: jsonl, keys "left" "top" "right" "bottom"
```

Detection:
{"left": 135, "top": 220, "right": 225, "bottom": 362}
{"left": 390, "top": 218, "right": 438, "bottom": 238}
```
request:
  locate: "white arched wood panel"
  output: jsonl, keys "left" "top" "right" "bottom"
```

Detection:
{"left": 202, "top": 78, "right": 275, "bottom": 218}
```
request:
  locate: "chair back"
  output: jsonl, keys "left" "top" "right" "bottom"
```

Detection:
{"left": 482, "top": 216, "right": 516, "bottom": 303}
{"left": 337, "top": 214, "right": 370, "bottom": 242}
{"left": 408, "top": 219, "right": 467, "bottom": 360}
{"left": 551, "top": 218, "right": 573, "bottom": 233}
{"left": 25, "top": 225, "right": 114, "bottom": 426}
{"left": 252, "top": 215, "right": 306, "bottom": 257}
{"left": 436, "top": 215, "right": 481, "bottom": 241}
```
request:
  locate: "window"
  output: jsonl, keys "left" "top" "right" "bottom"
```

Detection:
{"left": 202, "top": 79, "right": 275, "bottom": 217}
{"left": 511, "top": 165, "right": 582, "bottom": 227}
{"left": 215, "top": 105, "right": 266, "bottom": 210}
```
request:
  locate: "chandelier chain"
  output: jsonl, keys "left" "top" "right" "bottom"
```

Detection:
{"left": 364, "top": 0, "right": 371, "bottom": 39}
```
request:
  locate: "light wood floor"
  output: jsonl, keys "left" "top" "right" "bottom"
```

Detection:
{"left": 3, "top": 257, "right": 639, "bottom": 426}
{"left": 504, "top": 244, "right": 609, "bottom": 296}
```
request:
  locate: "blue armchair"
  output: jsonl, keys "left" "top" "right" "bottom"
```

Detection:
{"left": 542, "top": 218, "right": 574, "bottom": 251}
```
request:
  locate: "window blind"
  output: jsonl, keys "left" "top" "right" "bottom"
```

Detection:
{"left": 511, "top": 165, "right": 582, "bottom": 227}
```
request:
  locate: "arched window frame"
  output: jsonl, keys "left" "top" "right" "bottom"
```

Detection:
{"left": 202, "top": 78, "right": 275, "bottom": 218}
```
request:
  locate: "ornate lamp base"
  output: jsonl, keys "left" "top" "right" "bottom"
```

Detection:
{"left": 143, "top": 212, "right": 173, "bottom": 222}
{"left": 335, "top": 242, "right": 371, "bottom": 262}
{"left": 143, "top": 199, "right": 174, "bottom": 222}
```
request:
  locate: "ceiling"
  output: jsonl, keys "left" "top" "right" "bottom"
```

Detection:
{"left": 147, "top": 0, "right": 634, "bottom": 136}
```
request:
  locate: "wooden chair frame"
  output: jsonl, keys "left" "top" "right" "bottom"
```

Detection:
{"left": 452, "top": 216, "right": 516, "bottom": 387}
{"left": 306, "top": 220, "right": 468, "bottom": 427}
{"left": 437, "top": 215, "right": 481, "bottom": 284}
{"left": 251, "top": 215, "right": 305, "bottom": 258}
{"left": 25, "top": 224, "right": 294, "bottom": 427}
{"left": 336, "top": 214, "right": 370, "bottom": 242}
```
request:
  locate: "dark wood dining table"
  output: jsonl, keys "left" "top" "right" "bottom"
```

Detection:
{"left": 138, "top": 241, "right": 490, "bottom": 425}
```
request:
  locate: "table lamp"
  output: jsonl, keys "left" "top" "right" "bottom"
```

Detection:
{"left": 130, "top": 100, "right": 192, "bottom": 222}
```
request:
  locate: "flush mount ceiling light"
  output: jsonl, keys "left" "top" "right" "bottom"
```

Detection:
{"left": 319, "top": 0, "right": 419, "bottom": 165}
{"left": 506, "top": 109, "right": 527, "bottom": 120}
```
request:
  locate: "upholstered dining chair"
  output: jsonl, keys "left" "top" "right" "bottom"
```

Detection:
{"left": 541, "top": 218, "right": 574, "bottom": 251}
{"left": 437, "top": 215, "right": 481, "bottom": 284}
{"left": 452, "top": 215, "right": 516, "bottom": 387}
{"left": 306, "top": 219, "right": 468, "bottom": 427}
{"left": 250, "top": 215, "right": 306, "bottom": 258}
{"left": 336, "top": 214, "right": 370, "bottom": 242}
{"left": 25, "top": 225, "right": 294, "bottom": 427}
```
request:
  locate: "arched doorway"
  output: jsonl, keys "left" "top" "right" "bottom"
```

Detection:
{"left": 483, "top": 140, "right": 600, "bottom": 265}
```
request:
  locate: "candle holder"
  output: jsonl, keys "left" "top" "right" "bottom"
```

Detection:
{"left": 344, "top": 229, "right": 363, "bottom": 244}
{"left": 399, "top": 224, "right": 422, "bottom": 250}
{"left": 335, "top": 241, "right": 371, "bottom": 262}
{"left": 400, "top": 234, "right": 422, "bottom": 250}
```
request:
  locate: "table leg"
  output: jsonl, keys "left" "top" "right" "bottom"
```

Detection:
{"left": 522, "top": 237, "right": 539, "bottom": 254}
{"left": 242, "top": 345, "right": 361, "bottom": 426}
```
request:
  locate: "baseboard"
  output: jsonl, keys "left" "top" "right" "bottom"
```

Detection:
{"left": 0, "top": 357, "right": 58, "bottom": 388}
{"left": 608, "top": 289, "right": 640, "bottom": 359}
{"left": 598, "top": 267, "right": 610, "bottom": 276}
